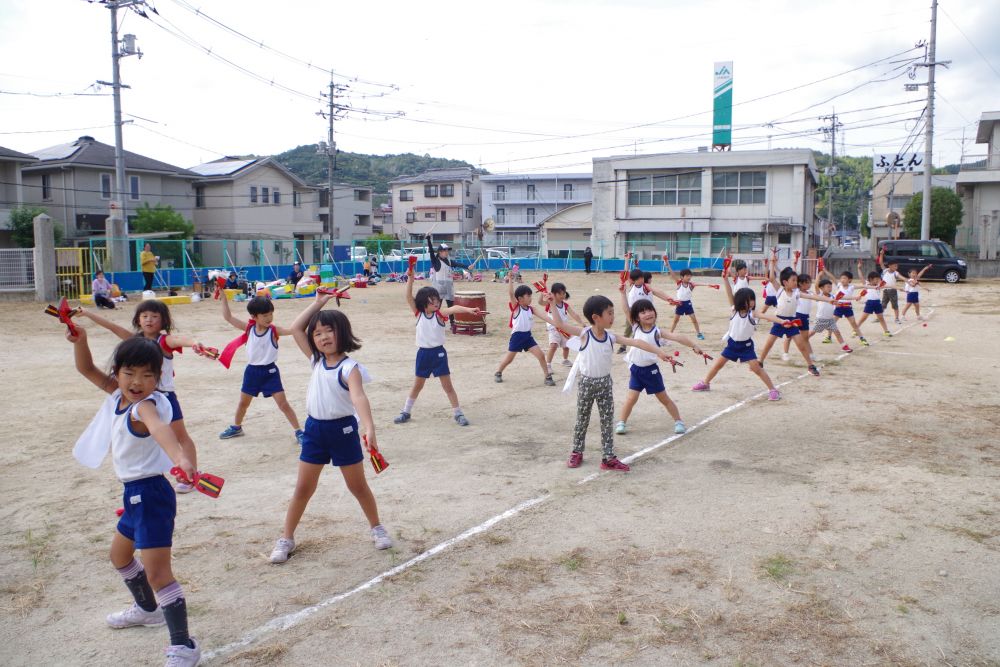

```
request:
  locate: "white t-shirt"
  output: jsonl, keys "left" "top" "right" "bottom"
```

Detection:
{"left": 627, "top": 284, "right": 649, "bottom": 308}
{"left": 676, "top": 281, "right": 693, "bottom": 302}
{"left": 726, "top": 311, "right": 757, "bottom": 342}
{"left": 905, "top": 278, "right": 920, "bottom": 295}
{"left": 510, "top": 305, "right": 534, "bottom": 333}
{"left": 156, "top": 334, "right": 176, "bottom": 392}
{"left": 109, "top": 391, "right": 175, "bottom": 483}
{"left": 546, "top": 301, "right": 569, "bottom": 332}
{"left": 415, "top": 311, "right": 447, "bottom": 348}
{"left": 815, "top": 294, "right": 835, "bottom": 319}
{"left": 864, "top": 283, "right": 882, "bottom": 301}
{"left": 625, "top": 324, "right": 661, "bottom": 367}
{"left": 795, "top": 290, "right": 813, "bottom": 317}
{"left": 882, "top": 269, "right": 900, "bottom": 289}
{"left": 775, "top": 288, "right": 798, "bottom": 317}
{"left": 577, "top": 328, "right": 616, "bottom": 378}
{"left": 733, "top": 275, "right": 751, "bottom": 291}
{"left": 834, "top": 283, "right": 855, "bottom": 306}
{"left": 246, "top": 325, "right": 279, "bottom": 366}
{"left": 306, "top": 357, "right": 369, "bottom": 420}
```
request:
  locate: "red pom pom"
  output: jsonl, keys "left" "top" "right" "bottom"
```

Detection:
{"left": 674, "top": 350, "right": 680, "bottom": 356}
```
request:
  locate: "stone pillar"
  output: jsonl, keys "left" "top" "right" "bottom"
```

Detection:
{"left": 105, "top": 208, "right": 129, "bottom": 274}
{"left": 33, "top": 213, "right": 57, "bottom": 302}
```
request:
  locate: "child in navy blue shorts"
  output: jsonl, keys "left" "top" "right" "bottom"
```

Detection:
{"left": 856, "top": 271, "right": 893, "bottom": 337}
{"left": 901, "top": 265, "right": 932, "bottom": 320}
{"left": 217, "top": 295, "right": 304, "bottom": 444}
{"left": 665, "top": 265, "right": 711, "bottom": 339}
{"left": 692, "top": 263, "right": 787, "bottom": 400}
{"left": 269, "top": 292, "right": 392, "bottom": 563}
{"left": 393, "top": 266, "right": 484, "bottom": 426}
{"left": 757, "top": 267, "right": 823, "bottom": 376}
{"left": 494, "top": 279, "right": 555, "bottom": 386}
{"left": 81, "top": 300, "right": 215, "bottom": 494}
{"left": 615, "top": 289, "right": 704, "bottom": 436}
{"left": 67, "top": 327, "right": 202, "bottom": 666}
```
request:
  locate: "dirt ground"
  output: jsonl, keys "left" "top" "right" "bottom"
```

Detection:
{"left": 1, "top": 271, "right": 998, "bottom": 666}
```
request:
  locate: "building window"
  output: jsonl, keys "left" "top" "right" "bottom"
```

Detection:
{"left": 424, "top": 212, "right": 435, "bottom": 219}
{"left": 888, "top": 195, "right": 911, "bottom": 209}
{"left": 495, "top": 185, "right": 505, "bottom": 201}
{"left": 712, "top": 171, "right": 766, "bottom": 205}
{"left": 465, "top": 205, "right": 474, "bottom": 219}
{"left": 195, "top": 186, "right": 205, "bottom": 208}
{"left": 354, "top": 189, "right": 370, "bottom": 201}
{"left": 261, "top": 187, "right": 270, "bottom": 204}
{"left": 41, "top": 174, "right": 52, "bottom": 200}
{"left": 465, "top": 184, "right": 470, "bottom": 197}
{"left": 497, "top": 208, "right": 505, "bottom": 224}
{"left": 628, "top": 172, "right": 701, "bottom": 206}
{"left": 129, "top": 175, "right": 140, "bottom": 201}
{"left": 778, "top": 232, "right": 792, "bottom": 244}
{"left": 424, "top": 184, "right": 438, "bottom": 197}
{"left": 526, "top": 208, "right": 536, "bottom": 224}
{"left": 737, "top": 232, "right": 764, "bottom": 253}
{"left": 526, "top": 184, "right": 535, "bottom": 200}
{"left": 250, "top": 186, "right": 258, "bottom": 204}
{"left": 400, "top": 189, "right": 413, "bottom": 201}
{"left": 406, "top": 212, "right": 416, "bottom": 223}
{"left": 440, "top": 184, "right": 454, "bottom": 197}
{"left": 563, "top": 183, "right": 574, "bottom": 200}
{"left": 273, "top": 189, "right": 281, "bottom": 205}
{"left": 293, "top": 192, "right": 301, "bottom": 207}
{"left": 440, "top": 210, "right": 447, "bottom": 221}
{"left": 100, "top": 173, "right": 112, "bottom": 200}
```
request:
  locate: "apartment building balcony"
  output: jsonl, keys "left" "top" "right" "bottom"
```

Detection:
{"left": 957, "top": 154, "right": 1000, "bottom": 186}
{"left": 491, "top": 212, "right": 542, "bottom": 228}
{"left": 488, "top": 188, "right": 589, "bottom": 204}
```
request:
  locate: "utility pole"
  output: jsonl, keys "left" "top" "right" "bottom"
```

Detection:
{"left": 820, "top": 110, "right": 842, "bottom": 247}
{"left": 319, "top": 77, "right": 347, "bottom": 248}
{"left": 920, "top": 0, "right": 939, "bottom": 241}
{"left": 95, "top": 0, "right": 144, "bottom": 273}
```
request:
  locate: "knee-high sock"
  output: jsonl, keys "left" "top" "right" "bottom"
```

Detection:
{"left": 156, "top": 581, "right": 192, "bottom": 648}
{"left": 116, "top": 559, "right": 157, "bottom": 612}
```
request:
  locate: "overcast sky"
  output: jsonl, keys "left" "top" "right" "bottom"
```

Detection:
{"left": 1, "top": 0, "right": 997, "bottom": 180}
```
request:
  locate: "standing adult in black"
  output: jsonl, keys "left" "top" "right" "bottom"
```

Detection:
{"left": 427, "top": 235, "right": 465, "bottom": 326}
{"left": 583, "top": 246, "right": 594, "bottom": 274}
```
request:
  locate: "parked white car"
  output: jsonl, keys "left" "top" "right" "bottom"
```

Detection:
{"left": 388, "top": 248, "right": 430, "bottom": 261}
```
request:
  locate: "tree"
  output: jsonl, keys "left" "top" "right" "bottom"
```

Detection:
{"left": 902, "top": 187, "right": 962, "bottom": 243}
{"left": 8, "top": 206, "right": 63, "bottom": 248}
{"left": 361, "top": 233, "right": 398, "bottom": 256}
{"left": 859, "top": 209, "right": 870, "bottom": 238}
{"left": 131, "top": 203, "right": 194, "bottom": 268}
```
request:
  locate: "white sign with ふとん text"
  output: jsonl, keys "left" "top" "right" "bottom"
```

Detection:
{"left": 873, "top": 152, "right": 925, "bottom": 173}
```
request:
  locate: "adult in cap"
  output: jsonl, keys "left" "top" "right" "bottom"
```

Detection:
{"left": 427, "top": 235, "right": 468, "bottom": 325}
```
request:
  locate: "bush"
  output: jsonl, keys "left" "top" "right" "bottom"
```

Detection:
{"left": 8, "top": 206, "right": 63, "bottom": 247}
{"left": 902, "top": 188, "right": 962, "bottom": 243}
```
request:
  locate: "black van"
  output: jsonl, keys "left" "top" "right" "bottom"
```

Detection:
{"left": 877, "top": 239, "right": 967, "bottom": 283}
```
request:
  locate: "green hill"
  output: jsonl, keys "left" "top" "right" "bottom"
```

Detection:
{"left": 274, "top": 145, "right": 481, "bottom": 194}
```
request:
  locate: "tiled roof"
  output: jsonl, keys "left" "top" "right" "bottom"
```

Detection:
{"left": 390, "top": 167, "right": 476, "bottom": 185}
{"left": 24, "top": 136, "right": 198, "bottom": 176}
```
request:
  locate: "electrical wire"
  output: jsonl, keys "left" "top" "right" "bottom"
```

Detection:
{"left": 940, "top": 6, "right": 1000, "bottom": 81}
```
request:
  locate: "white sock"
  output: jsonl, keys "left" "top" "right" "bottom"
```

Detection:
{"left": 403, "top": 398, "right": 415, "bottom": 413}
{"left": 453, "top": 407, "right": 463, "bottom": 417}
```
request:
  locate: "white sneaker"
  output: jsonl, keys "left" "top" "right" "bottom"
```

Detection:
{"left": 371, "top": 525, "right": 393, "bottom": 550}
{"left": 164, "top": 637, "right": 201, "bottom": 667}
{"left": 781, "top": 352, "right": 790, "bottom": 362}
{"left": 106, "top": 602, "right": 165, "bottom": 629}
{"left": 614, "top": 420, "right": 626, "bottom": 435}
{"left": 269, "top": 537, "right": 295, "bottom": 563}
{"left": 175, "top": 483, "right": 194, "bottom": 494}
{"left": 561, "top": 359, "right": 573, "bottom": 367}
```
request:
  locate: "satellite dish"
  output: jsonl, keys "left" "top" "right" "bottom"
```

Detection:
{"left": 483, "top": 217, "right": 495, "bottom": 232}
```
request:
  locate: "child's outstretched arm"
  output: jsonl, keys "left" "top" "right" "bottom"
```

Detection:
{"left": 77, "top": 308, "right": 132, "bottom": 341}
{"left": 618, "top": 333, "right": 676, "bottom": 361}
{"left": 346, "top": 365, "right": 376, "bottom": 452}
{"left": 290, "top": 293, "right": 334, "bottom": 359}
{"left": 647, "top": 284, "right": 675, "bottom": 302}
{"left": 917, "top": 264, "right": 933, "bottom": 279}
{"left": 221, "top": 294, "right": 247, "bottom": 330}
{"left": 507, "top": 275, "right": 516, "bottom": 306}
{"left": 721, "top": 271, "right": 735, "bottom": 306}
{"left": 405, "top": 269, "right": 418, "bottom": 313}
{"left": 134, "top": 400, "right": 195, "bottom": 480}
{"left": 659, "top": 330, "right": 704, "bottom": 355}
{"left": 68, "top": 326, "right": 117, "bottom": 393}
{"left": 532, "top": 297, "right": 584, "bottom": 337}
{"left": 619, "top": 283, "right": 632, "bottom": 326}
{"left": 162, "top": 331, "right": 210, "bottom": 353}
{"left": 566, "top": 303, "right": 586, "bottom": 326}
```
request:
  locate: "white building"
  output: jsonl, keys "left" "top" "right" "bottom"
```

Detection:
{"left": 956, "top": 111, "right": 1000, "bottom": 259}
{"left": 389, "top": 167, "right": 480, "bottom": 244}
{"left": 318, "top": 184, "right": 374, "bottom": 243}
{"left": 591, "top": 149, "right": 818, "bottom": 261}
{"left": 479, "top": 173, "right": 592, "bottom": 250}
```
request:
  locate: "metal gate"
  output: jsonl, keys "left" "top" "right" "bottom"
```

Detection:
{"left": 54, "top": 246, "right": 110, "bottom": 299}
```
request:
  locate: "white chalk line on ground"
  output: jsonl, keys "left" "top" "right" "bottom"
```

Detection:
{"left": 204, "top": 310, "right": 931, "bottom": 662}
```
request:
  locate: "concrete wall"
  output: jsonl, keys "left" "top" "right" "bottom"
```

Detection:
{"left": 391, "top": 177, "right": 480, "bottom": 241}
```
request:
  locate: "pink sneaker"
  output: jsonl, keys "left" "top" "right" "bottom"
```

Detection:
{"left": 767, "top": 389, "right": 781, "bottom": 401}
{"left": 600, "top": 457, "right": 630, "bottom": 472}
{"left": 691, "top": 381, "right": 710, "bottom": 392}
{"left": 841, "top": 344, "right": 853, "bottom": 353}
{"left": 567, "top": 451, "right": 583, "bottom": 468}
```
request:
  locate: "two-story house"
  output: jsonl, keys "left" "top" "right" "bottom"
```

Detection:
{"left": 189, "top": 157, "right": 321, "bottom": 266}
{"left": 479, "top": 173, "right": 592, "bottom": 250}
{"left": 956, "top": 111, "right": 1000, "bottom": 259}
{"left": 591, "top": 149, "right": 817, "bottom": 262}
{"left": 390, "top": 167, "right": 480, "bottom": 244}
{"left": 21, "top": 136, "right": 199, "bottom": 242}
{"left": 0, "top": 145, "right": 38, "bottom": 247}
{"left": 318, "top": 183, "right": 373, "bottom": 243}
